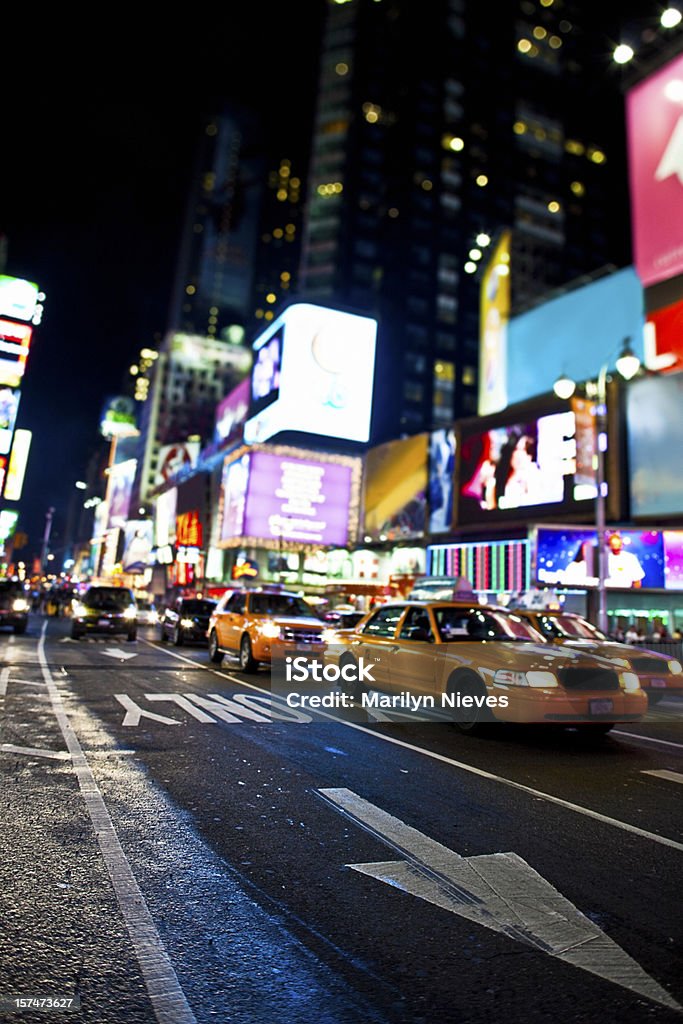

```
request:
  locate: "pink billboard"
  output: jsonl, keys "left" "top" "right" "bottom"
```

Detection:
{"left": 627, "top": 53, "right": 683, "bottom": 287}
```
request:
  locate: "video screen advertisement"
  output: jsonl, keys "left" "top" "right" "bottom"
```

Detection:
{"left": 626, "top": 52, "right": 683, "bottom": 288}
{"left": 535, "top": 525, "right": 683, "bottom": 591}
{"left": 243, "top": 303, "right": 377, "bottom": 444}
{"left": 627, "top": 371, "right": 683, "bottom": 518}
{"left": 219, "top": 447, "right": 361, "bottom": 549}
{"left": 456, "top": 404, "right": 603, "bottom": 526}
{"left": 363, "top": 434, "right": 428, "bottom": 542}
{"left": 428, "top": 429, "right": 456, "bottom": 534}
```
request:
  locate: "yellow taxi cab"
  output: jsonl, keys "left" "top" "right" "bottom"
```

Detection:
{"left": 324, "top": 600, "right": 647, "bottom": 735}
{"left": 512, "top": 609, "right": 683, "bottom": 705}
{"left": 207, "top": 587, "right": 328, "bottom": 672}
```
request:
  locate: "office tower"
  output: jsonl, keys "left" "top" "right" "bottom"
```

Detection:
{"left": 298, "top": 0, "right": 637, "bottom": 443}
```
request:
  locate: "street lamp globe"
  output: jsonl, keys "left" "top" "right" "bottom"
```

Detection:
{"left": 615, "top": 341, "right": 640, "bottom": 381}
{"left": 553, "top": 373, "right": 576, "bottom": 400}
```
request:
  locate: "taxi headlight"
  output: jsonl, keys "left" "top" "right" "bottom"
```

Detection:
{"left": 12, "top": 598, "right": 29, "bottom": 612}
{"left": 321, "top": 627, "right": 339, "bottom": 644}
{"left": 180, "top": 618, "right": 195, "bottom": 629}
{"left": 493, "top": 670, "right": 558, "bottom": 688}
{"left": 667, "top": 659, "right": 682, "bottom": 675}
{"left": 72, "top": 601, "right": 86, "bottom": 617}
{"left": 260, "top": 621, "right": 282, "bottom": 639}
{"left": 123, "top": 606, "right": 137, "bottom": 620}
{"left": 620, "top": 671, "right": 641, "bottom": 692}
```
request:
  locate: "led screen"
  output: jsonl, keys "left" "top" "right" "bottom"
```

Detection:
{"left": 106, "top": 459, "right": 136, "bottom": 529}
{"left": 121, "top": 521, "right": 154, "bottom": 572}
{"left": 535, "top": 526, "right": 668, "bottom": 590}
{"left": 2, "top": 429, "right": 31, "bottom": 502}
{"left": 0, "top": 276, "right": 40, "bottom": 322}
{"left": 244, "top": 304, "right": 377, "bottom": 444}
{"left": 250, "top": 330, "right": 282, "bottom": 415}
{"left": 244, "top": 451, "right": 353, "bottom": 546}
{"left": 0, "top": 319, "right": 32, "bottom": 388}
{"left": 0, "top": 387, "right": 21, "bottom": 456}
{"left": 627, "top": 371, "right": 683, "bottom": 518}
{"left": 458, "top": 411, "right": 584, "bottom": 524}
{"left": 363, "top": 434, "right": 428, "bottom": 542}
{"left": 428, "top": 429, "right": 456, "bottom": 533}
{"left": 220, "top": 454, "right": 250, "bottom": 542}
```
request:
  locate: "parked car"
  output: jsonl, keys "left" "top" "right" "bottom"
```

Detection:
{"left": 135, "top": 593, "right": 159, "bottom": 627}
{"left": 159, "top": 597, "right": 217, "bottom": 646}
{"left": 207, "top": 588, "right": 327, "bottom": 672}
{"left": 0, "top": 578, "right": 30, "bottom": 634}
{"left": 323, "top": 600, "right": 647, "bottom": 736}
{"left": 512, "top": 609, "right": 683, "bottom": 705}
{"left": 71, "top": 586, "right": 138, "bottom": 640}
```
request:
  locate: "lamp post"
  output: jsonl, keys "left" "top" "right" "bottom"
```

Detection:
{"left": 554, "top": 339, "right": 640, "bottom": 635}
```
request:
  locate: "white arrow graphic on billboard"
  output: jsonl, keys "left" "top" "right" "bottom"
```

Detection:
{"left": 319, "top": 788, "right": 680, "bottom": 1011}
{"left": 655, "top": 114, "right": 683, "bottom": 186}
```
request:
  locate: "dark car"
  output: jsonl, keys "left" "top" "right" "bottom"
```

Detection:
{"left": 0, "top": 579, "right": 30, "bottom": 634}
{"left": 159, "top": 597, "right": 217, "bottom": 646}
{"left": 71, "top": 586, "right": 138, "bottom": 641}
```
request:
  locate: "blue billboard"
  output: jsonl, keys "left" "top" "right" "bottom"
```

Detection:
{"left": 507, "top": 267, "right": 645, "bottom": 406}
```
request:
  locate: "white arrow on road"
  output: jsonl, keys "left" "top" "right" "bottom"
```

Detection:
{"left": 102, "top": 647, "right": 138, "bottom": 661}
{"left": 319, "top": 787, "right": 680, "bottom": 1011}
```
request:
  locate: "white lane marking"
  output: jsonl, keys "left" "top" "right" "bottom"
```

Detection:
{"left": 643, "top": 769, "right": 683, "bottom": 785}
{"left": 102, "top": 647, "right": 138, "bottom": 661}
{"left": 38, "top": 625, "right": 196, "bottom": 1022}
{"left": 320, "top": 787, "right": 681, "bottom": 1012}
{"left": 1, "top": 743, "right": 71, "bottom": 761}
{"left": 139, "top": 641, "right": 683, "bottom": 852}
{"left": 145, "top": 693, "right": 217, "bottom": 723}
{"left": 114, "top": 694, "right": 181, "bottom": 728}
{"left": 613, "top": 730, "right": 683, "bottom": 751}
{"left": 186, "top": 693, "right": 271, "bottom": 723}
{"left": 0, "top": 666, "right": 10, "bottom": 696}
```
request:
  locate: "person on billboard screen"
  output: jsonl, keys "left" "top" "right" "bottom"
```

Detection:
{"left": 605, "top": 532, "right": 645, "bottom": 588}
{"left": 495, "top": 429, "right": 544, "bottom": 509}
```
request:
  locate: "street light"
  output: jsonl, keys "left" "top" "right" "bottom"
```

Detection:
{"left": 553, "top": 338, "right": 640, "bottom": 635}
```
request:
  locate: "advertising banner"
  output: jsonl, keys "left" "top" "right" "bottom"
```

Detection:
{"left": 121, "top": 521, "right": 154, "bottom": 572}
{"left": 534, "top": 525, "right": 679, "bottom": 590}
{"left": 478, "top": 231, "right": 511, "bottom": 415}
{"left": 626, "top": 52, "right": 683, "bottom": 287}
{"left": 215, "top": 378, "right": 250, "bottom": 442}
{"left": 0, "top": 276, "right": 40, "bottom": 323}
{"left": 3, "top": 429, "right": 31, "bottom": 502}
{"left": 627, "top": 371, "right": 683, "bottom": 518}
{"left": 428, "top": 429, "right": 456, "bottom": 533}
{"left": 0, "top": 387, "right": 21, "bottom": 456}
{"left": 155, "top": 441, "right": 200, "bottom": 486}
{"left": 363, "top": 434, "right": 428, "bottom": 542}
{"left": 106, "top": 459, "right": 136, "bottom": 529}
{"left": 0, "top": 319, "right": 32, "bottom": 388}
{"left": 458, "top": 411, "right": 581, "bottom": 524}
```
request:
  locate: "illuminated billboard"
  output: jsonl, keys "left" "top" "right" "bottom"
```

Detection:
{"left": 626, "top": 53, "right": 683, "bottom": 287}
{"left": 243, "top": 304, "right": 377, "bottom": 444}
{"left": 627, "top": 371, "right": 683, "bottom": 518}
{"left": 428, "top": 429, "right": 456, "bottom": 534}
{"left": 0, "top": 387, "right": 21, "bottom": 456}
{"left": 121, "top": 521, "right": 154, "bottom": 572}
{"left": 155, "top": 441, "right": 200, "bottom": 486}
{"left": 3, "top": 429, "right": 31, "bottom": 502}
{"left": 0, "top": 276, "right": 40, "bottom": 323}
{"left": 457, "top": 410, "right": 592, "bottom": 525}
{"left": 534, "top": 525, "right": 683, "bottom": 591}
{"left": 215, "top": 378, "right": 250, "bottom": 443}
{"left": 363, "top": 434, "right": 428, "bottom": 542}
{"left": 106, "top": 459, "right": 136, "bottom": 529}
{"left": 506, "top": 268, "right": 644, "bottom": 407}
{"left": 0, "top": 319, "right": 32, "bottom": 388}
{"left": 220, "top": 446, "right": 361, "bottom": 548}
{"left": 478, "top": 231, "right": 511, "bottom": 415}
{"left": 155, "top": 487, "right": 178, "bottom": 547}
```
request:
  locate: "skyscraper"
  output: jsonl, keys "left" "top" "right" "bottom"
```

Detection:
{"left": 298, "top": 0, "right": 636, "bottom": 443}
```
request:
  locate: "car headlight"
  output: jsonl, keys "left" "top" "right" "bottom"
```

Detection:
{"left": 12, "top": 598, "right": 28, "bottom": 612}
{"left": 321, "top": 627, "right": 340, "bottom": 644}
{"left": 72, "top": 601, "right": 86, "bottom": 617}
{"left": 620, "top": 671, "right": 641, "bottom": 692}
{"left": 494, "top": 670, "right": 558, "bottom": 688}
{"left": 259, "top": 621, "right": 282, "bottom": 639}
{"left": 123, "top": 606, "right": 137, "bottom": 620}
{"left": 668, "top": 659, "right": 682, "bottom": 675}
{"left": 149, "top": 610, "right": 159, "bottom": 623}
{"left": 180, "top": 618, "right": 195, "bottom": 629}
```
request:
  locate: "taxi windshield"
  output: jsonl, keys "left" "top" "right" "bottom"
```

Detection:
{"left": 434, "top": 607, "right": 543, "bottom": 642}
{"left": 537, "top": 614, "right": 607, "bottom": 640}
{"left": 249, "top": 594, "right": 317, "bottom": 617}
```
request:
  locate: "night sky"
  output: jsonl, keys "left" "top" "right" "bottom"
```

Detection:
{"left": 1, "top": 5, "right": 325, "bottom": 562}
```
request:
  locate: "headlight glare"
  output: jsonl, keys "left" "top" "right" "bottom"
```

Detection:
{"left": 321, "top": 627, "right": 339, "bottom": 644}
{"left": 180, "top": 618, "right": 195, "bottom": 629}
{"left": 667, "top": 659, "right": 682, "bottom": 675}
{"left": 12, "top": 598, "right": 28, "bottom": 611}
{"left": 620, "top": 671, "right": 641, "bottom": 692}
{"left": 123, "top": 606, "right": 137, "bottom": 620}
{"left": 72, "top": 601, "right": 86, "bottom": 617}
{"left": 260, "top": 621, "right": 281, "bottom": 639}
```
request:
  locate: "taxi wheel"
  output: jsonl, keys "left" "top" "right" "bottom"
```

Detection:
{"left": 240, "top": 634, "right": 258, "bottom": 673}
{"left": 448, "top": 672, "right": 491, "bottom": 736}
{"left": 208, "top": 630, "right": 224, "bottom": 665}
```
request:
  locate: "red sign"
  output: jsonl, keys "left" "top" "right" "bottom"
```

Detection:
{"left": 176, "top": 510, "right": 202, "bottom": 548}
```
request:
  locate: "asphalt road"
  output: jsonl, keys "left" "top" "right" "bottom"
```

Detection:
{"left": 1, "top": 614, "right": 681, "bottom": 1024}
